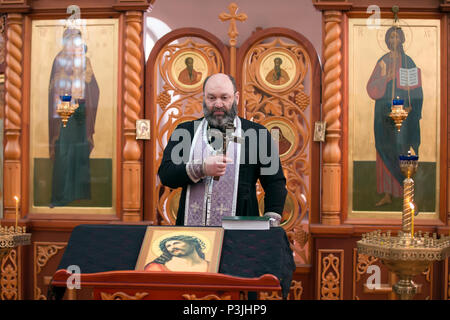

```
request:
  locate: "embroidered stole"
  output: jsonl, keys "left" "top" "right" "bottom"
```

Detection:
{"left": 184, "top": 118, "right": 241, "bottom": 226}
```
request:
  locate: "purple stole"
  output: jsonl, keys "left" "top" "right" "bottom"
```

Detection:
{"left": 184, "top": 118, "right": 242, "bottom": 226}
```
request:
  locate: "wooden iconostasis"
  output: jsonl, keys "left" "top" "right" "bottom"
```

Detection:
{"left": 0, "top": 0, "right": 449, "bottom": 300}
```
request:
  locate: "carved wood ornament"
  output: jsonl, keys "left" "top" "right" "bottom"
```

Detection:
{"left": 182, "top": 293, "right": 231, "bottom": 300}
{"left": 259, "top": 279, "right": 303, "bottom": 300}
{"left": 0, "top": 249, "right": 18, "bottom": 300}
{"left": 318, "top": 250, "right": 343, "bottom": 300}
{"left": 34, "top": 243, "right": 66, "bottom": 300}
{"left": 100, "top": 291, "right": 149, "bottom": 300}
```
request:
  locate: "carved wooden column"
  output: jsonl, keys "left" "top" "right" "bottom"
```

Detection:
{"left": 3, "top": 13, "right": 23, "bottom": 221}
{"left": 321, "top": 11, "right": 342, "bottom": 225}
{"left": 122, "top": 11, "right": 143, "bottom": 222}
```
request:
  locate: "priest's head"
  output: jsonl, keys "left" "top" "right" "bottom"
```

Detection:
{"left": 202, "top": 73, "right": 239, "bottom": 132}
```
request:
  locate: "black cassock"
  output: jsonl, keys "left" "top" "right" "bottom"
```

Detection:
{"left": 158, "top": 117, "right": 287, "bottom": 226}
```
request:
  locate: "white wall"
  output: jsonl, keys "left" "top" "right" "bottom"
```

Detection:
{"left": 144, "top": 0, "right": 322, "bottom": 63}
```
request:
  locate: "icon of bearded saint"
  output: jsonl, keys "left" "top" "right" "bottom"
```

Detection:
{"left": 265, "top": 57, "right": 290, "bottom": 86}
{"left": 178, "top": 57, "right": 202, "bottom": 85}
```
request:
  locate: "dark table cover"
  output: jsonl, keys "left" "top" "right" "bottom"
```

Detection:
{"left": 51, "top": 224, "right": 295, "bottom": 299}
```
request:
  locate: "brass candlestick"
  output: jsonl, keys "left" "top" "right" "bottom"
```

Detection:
{"left": 357, "top": 153, "right": 450, "bottom": 300}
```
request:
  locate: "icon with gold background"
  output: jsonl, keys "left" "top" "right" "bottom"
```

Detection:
{"left": 257, "top": 47, "right": 299, "bottom": 93}
{"left": 169, "top": 48, "right": 210, "bottom": 92}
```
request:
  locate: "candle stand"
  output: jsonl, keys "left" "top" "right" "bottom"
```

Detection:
{"left": 357, "top": 154, "right": 450, "bottom": 299}
{"left": 0, "top": 226, "right": 31, "bottom": 264}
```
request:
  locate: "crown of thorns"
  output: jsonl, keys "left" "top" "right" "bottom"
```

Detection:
{"left": 159, "top": 235, "right": 206, "bottom": 252}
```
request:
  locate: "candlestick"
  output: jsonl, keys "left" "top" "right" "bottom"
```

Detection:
{"left": 14, "top": 196, "right": 19, "bottom": 231}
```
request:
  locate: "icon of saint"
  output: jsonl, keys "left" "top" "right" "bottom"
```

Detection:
{"left": 265, "top": 57, "right": 290, "bottom": 86}
{"left": 366, "top": 26, "right": 423, "bottom": 207}
{"left": 178, "top": 57, "right": 202, "bottom": 85}
{"left": 48, "top": 28, "right": 99, "bottom": 207}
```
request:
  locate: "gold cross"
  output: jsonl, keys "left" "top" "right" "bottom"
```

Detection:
{"left": 219, "top": 2, "right": 247, "bottom": 47}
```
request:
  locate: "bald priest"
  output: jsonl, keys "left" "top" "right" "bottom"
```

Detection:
{"left": 158, "top": 73, "right": 287, "bottom": 226}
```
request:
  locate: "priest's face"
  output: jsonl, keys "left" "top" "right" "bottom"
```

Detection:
{"left": 203, "top": 74, "right": 239, "bottom": 131}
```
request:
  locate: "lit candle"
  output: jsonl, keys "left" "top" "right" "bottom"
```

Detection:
{"left": 409, "top": 202, "right": 415, "bottom": 238}
{"left": 14, "top": 196, "right": 19, "bottom": 231}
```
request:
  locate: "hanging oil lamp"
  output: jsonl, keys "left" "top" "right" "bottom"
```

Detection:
{"left": 389, "top": 97, "right": 409, "bottom": 132}
{"left": 56, "top": 94, "right": 79, "bottom": 127}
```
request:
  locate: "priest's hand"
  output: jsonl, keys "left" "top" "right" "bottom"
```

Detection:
{"left": 203, "top": 155, "right": 233, "bottom": 177}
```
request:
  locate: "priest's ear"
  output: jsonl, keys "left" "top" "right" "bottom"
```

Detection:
{"left": 234, "top": 91, "right": 240, "bottom": 106}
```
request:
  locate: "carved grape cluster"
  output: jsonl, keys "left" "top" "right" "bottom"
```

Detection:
{"left": 294, "top": 91, "right": 310, "bottom": 111}
{"left": 157, "top": 91, "right": 171, "bottom": 109}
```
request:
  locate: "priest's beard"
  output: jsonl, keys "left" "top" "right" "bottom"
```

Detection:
{"left": 203, "top": 99, "right": 237, "bottom": 132}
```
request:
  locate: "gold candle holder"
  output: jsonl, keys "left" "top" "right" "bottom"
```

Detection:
{"left": 56, "top": 95, "right": 79, "bottom": 127}
{"left": 389, "top": 98, "right": 409, "bottom": 132}
{"left": 357, "top": 152, "right": 450, "bottom": 300}
{"left": 399, "top": 152, "right": 418, "bottom": 241}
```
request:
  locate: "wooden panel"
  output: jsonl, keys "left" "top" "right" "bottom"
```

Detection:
{"left": 317, "top": 249, "right": 344, "bottom": 300}
{"left": 33, "top": 241, "right": 66, "bottom": 300}
{"left": 0, "top": 248, "right": 19, "bottom": 300}
{"left": 259, "top": 279, "right": 304, "bottom": 300}
{"left": 52, "top": 270, "right": 281, "bottom": 300}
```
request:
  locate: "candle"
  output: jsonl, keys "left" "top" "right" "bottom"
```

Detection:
{"left": 14, "top": 196, "right": 19, "bottom": 231}
{"left": 409, "top": 202, "right": 415, "bottom": 238}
